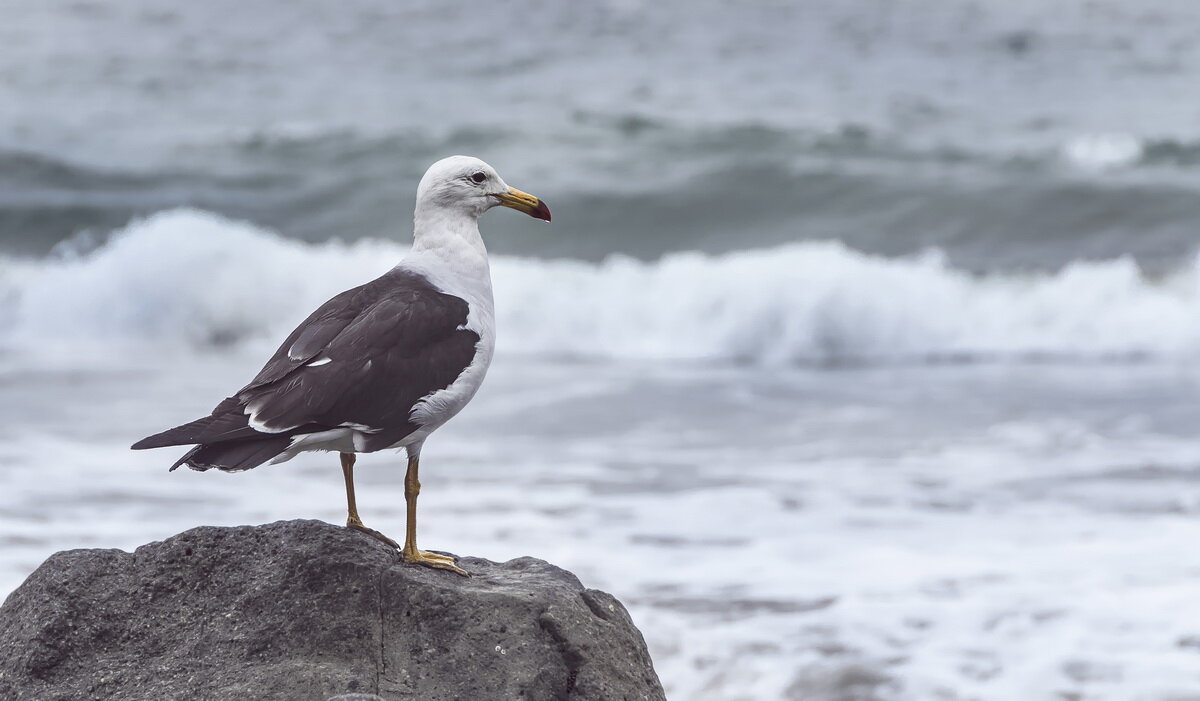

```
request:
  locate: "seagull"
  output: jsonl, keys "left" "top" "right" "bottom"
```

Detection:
{"left": 132, "top": 156, "right": 550, "bottom": 575}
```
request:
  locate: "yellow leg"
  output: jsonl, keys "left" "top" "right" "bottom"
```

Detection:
{"left": 401, "top": 454, "right": 467, "bottom": 576}
{"left": 341, "top": 453, "right": 400, "bottom": 550}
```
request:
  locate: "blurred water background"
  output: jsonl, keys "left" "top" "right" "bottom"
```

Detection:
{"left": 3, "top": 1, "right": 1200, "bottom": 699}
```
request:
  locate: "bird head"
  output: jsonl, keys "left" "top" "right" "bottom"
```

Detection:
{"left": 415, "top": 155, "right": 551, "bottom": 222}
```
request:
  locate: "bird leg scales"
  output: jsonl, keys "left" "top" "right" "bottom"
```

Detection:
{"left": 402, "top": 454, "right": 468, "bottom": 576}
{"left": 341, "top": 453, "right": 400, "bottom": 550}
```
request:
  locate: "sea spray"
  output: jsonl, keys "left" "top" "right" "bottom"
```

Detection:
{"left": 2, "top": 208, "right": 1199, "bottom": 365}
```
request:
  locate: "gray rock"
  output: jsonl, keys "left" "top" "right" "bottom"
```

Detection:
{"left": 0, "top": 519, "right": 665, "bottom": 701}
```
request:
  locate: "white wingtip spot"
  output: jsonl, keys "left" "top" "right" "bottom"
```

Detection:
{"left": 306, "top": 356, "right": 332, "bottom": 367}
{"left": 244, "top": 399, "right": 298, "bottom": 434}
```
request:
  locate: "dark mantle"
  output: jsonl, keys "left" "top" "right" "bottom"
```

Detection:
{"left": 0, "top": 519, "right": 665, "bottom": 701}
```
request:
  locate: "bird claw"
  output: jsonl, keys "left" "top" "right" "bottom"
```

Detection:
{"left": 346, "top": 520, "right": 467, "bottom": 576}
{"left": 403, "top": 548, "right": 469, "bottom": 576}
{"left": 346, "top": 520, "right": 401, "bottom": 551}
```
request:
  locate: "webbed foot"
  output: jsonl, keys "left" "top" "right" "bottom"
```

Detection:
{"left": 402, "top": 546, "right": 468, "bottom": 576}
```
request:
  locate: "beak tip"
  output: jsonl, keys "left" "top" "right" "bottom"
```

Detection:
{"left": 496, "top": 187, "right": 552, "bottom": 222}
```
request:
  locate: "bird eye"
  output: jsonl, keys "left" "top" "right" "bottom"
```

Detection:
{"left": 470, "top": 172, "right": 487, "bottom": 184}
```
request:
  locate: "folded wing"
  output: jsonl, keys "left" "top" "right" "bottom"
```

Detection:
{"left": 132, "top": 270, "right": 481, "bottom": 471}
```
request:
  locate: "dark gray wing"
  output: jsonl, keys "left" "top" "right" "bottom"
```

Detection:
{"left": 137, "top": 269, "right": 480, "bottom": 454}
{"left": 243, "top": 290, "right": 478, "bottom": 440}
{"left": 231, "top": 284, "right": 375, "bottom": 394}
{"left": 228, "top": 269, "right": 480, "bottom": 446}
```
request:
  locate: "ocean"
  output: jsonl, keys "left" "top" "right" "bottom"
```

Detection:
{"left": 3, "top": 1, "right": 1200, "bottom": 699}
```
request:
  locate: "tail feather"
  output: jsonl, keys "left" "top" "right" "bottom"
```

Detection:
{"left": 170, "top": 436, "right": 293, "bottom": 472}
{"left": 132, "top": 411, "right": 257, "bottom": 450}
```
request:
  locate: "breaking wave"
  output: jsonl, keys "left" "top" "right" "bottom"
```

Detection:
{"left": 2, "top": 208, "right": 1198, "bottom": 365}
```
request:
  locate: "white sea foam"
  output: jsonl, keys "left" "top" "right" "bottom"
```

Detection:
{"left": 0, "top": 210, "right": 403, "bottom": 361}
{"left": 2, "top": 208, "right": 1198, "bottom": 365}
{"left": 5, "top": 358, "right": 1200, "bottom": 700}
{"left": 1061, "top": 133, "right": 1145, "bottom": 171}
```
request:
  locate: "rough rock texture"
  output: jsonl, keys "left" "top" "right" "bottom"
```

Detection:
{"left": 0, "top": 519, "right": 665, "bottom": 701}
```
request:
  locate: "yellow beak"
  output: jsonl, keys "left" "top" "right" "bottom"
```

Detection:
{"left": 492, "top": 187, "right": 552, "bottom": 222}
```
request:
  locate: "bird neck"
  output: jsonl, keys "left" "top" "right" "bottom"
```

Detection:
{"left": 406, "top": 204, "right": 492, "bottom": 295}
{"left": 412, "top": 204, "right": 488, "bottom": 260}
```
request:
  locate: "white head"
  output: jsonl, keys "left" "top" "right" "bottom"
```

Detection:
{"left": 414, "top": 155, "right": 551, "bottom": 223}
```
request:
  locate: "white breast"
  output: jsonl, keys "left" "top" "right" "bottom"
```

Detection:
{"left": 395, "top": 244, "right": 496, "bottom": 447}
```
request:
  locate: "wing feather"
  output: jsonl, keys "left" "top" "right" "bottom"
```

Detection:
{"left": 225, "top": 270, "right": 480, "bottom": 445}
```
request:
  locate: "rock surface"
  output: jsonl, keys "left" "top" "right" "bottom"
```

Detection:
{"left": 0, "top": 519, "right": 665, "bottom": 701}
